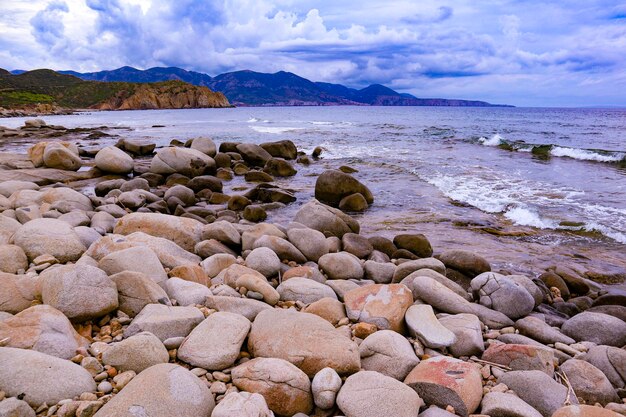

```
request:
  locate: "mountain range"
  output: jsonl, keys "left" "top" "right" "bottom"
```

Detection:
{"left": 40, "top": 66, "right": 510, "bottom": 107}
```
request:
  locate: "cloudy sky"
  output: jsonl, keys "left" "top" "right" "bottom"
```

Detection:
{"left": 1, "top": 0, "right": 625, "bottom": 106}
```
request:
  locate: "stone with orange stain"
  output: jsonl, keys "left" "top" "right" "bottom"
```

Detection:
{"left": 404, "top": 356, "right": 483, "bottom": 417}
{"left": 344, "top": 284, "right": 413, "bottom": 333}
{"left": 552, "top": 405, "right": 622, "bottom": 417}
{"left": 481, "top": 342, "right": 555, "bottom": 376}
{"left": 169, "top": 264, "right": 210, "bottom": 287}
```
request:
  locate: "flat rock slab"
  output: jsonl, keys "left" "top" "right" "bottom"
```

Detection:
{"left": 405, "top": 304, "right": 456, "bottom": 349}
{"left": 124, "top": 304, "right": 205, "bottom": 341}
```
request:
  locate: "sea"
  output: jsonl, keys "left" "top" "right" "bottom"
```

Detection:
{"left": 1, "top": 106, "right": 625, "bottom": 277}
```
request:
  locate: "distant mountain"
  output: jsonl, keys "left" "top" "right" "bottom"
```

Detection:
{"left": 0, "top": 69, "right": 230, "bottom": 111}
{"left": 58, "top": 66, "right": 511, "bottom": 107}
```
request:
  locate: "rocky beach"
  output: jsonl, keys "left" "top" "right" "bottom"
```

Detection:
{"left": 0, "top": 117, "right": 625, "bottom": 417}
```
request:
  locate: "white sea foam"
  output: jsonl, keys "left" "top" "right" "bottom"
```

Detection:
{"left": 550, "top": 146, "right": 624, "bottom": 162}
{"left": 309, "top": 121, "right": 334, "bottom": 125}
{"left": 249, "top": 126, "right": 304, "bottom": 134}
{"left": 504, "top": 206, "right": 555, "bottom": 229}
{"left": 247, "top": 117, "right": 269, "bottom": 123}
{"left": 479, "top": 134, "right": 504, "bottom": 146}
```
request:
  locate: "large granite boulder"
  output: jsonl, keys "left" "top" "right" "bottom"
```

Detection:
{"left": 102, "top": 331, "right": 169, "bottom": 373}
{"left": 13, "top": 218, "right": 85, "bottom": 263}
{"left": 149, "top": 147, "right": 215, "bottom": 177}
{"left": 561, "top": 312, "right": 626, "bottom": 346}
{"left": 294, "top": 200, "right": 360, "bottom": 237}
{"left": 470, "top": 272, "right": 535, "bottom": 319}
{"left": 315, "top": 170, "right": 374, "bottom": 207}
{"left": 95, "top": 146, "right": 134, "bottom": 174}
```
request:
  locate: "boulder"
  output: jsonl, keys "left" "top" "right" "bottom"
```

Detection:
{"left": 247, "top": 309, "right": 360, "bottom": 377}
{"left": 164, "top": 278, "right": 211, "bottom": 306}
{"left": 277, "top": 278, "right": 337, "bottom": 304}
{"left": 294, "top": 199, "right": 360, "bottom": 237}
{"left": 0, "top": 216, "right": 21, "bottom": 245}
{"left": 260, "top": 140, "right": 297, "bottom": 160}
{"left": 364, "top": 260, "right": 396, "bottom": 284}
{"left": 93, "top": 363, "right": 215, "bottom": 417}
{"left": 202, "top": 220, "right": 241, "bottom": 246}
{"left": 110, "top": 271, "right": 171, "bottom": 317}
{"left": 337, "top": 371, "right": 424, "bottom": 417}
{"left": 235, "top": 274, "right": 279, "bottom": 305}
{"left": 338, "top": 193, "right": 369, "bottom": 212}
{"left": 482, "top": 343, "right": 555, "bottom": 375}
{"left": 287, "top": 227, "right": 329, "bottom": 262}
{"left": 0, "top": 397, "right": 36, "bottom": 417}
{"left": 245, "top": 247, "right": 281, "bottom": 277}
{"left": 149, "top": 147, "right": 215, "bottom": 177}
{"left": 470, "top": 272, "right": 535, "bottom": 319}
{"left": 0, "top": 273, "right": 37, "bottom": 314}
{"left": 40, "top": 264, "right": 118, "bottom": 322}
{"left": 561, "top": 312, "right": 626, "bottom": 346}
{"left": 318, "top": 252, "right": 364, "bottom": 280}
{"left": 0, "top": 305, "right": 88, "bottom": 359}
{"left": 0, "top": 180, "right": 39, "bottom": 198}
{"left": 312, "top": 367, "right": 342, "bottom": 409}
{"left": 438, "top": 313, "right": 484, "bottom": 357}
{"left": 43, "top": 142, "right": 82, "bottom": 171}
{"left": 232, "top": 357, "right": 313, "bottom": 416}
{"left": 95, "top": 146, "right": 134, "bottom": 174}
{"left": 252, "top": 235, "right": 306, "bottom": 264}
{"left": 178, "top": 312, "right": 250, "bottom": 370}
{"left": 0, "top": 347, "right": 96, "bottom": 408}
{"left": 264, "top": 158, "right": 297, "bottom": 177}
{"left": 480, "top": 392, "right": 542, "bottom": 417}
{"left": 581, "top": 345, "right": 626, "bottom": 389}
{"left": 236, "top": 144, "right": 272, "bottom": 166}
{"left": 102, "top": 332, "right": 169, "bottom": 373}
{"left": 315, "top": 170, "right": 374, "bottom": 207}
{"left": 98, "top": 246, "right": 168, "bottom": 287}
{"left": 499, "top": 370, "right": 576, "bottom": 417}
{"left": 405, "top": 304, "right": 457, "bottom": 349}
{"left": 438, "top": 250, "right": 490, "bottom": 277}
{"left": 211, "top": 392, "right": 273, "bottom": 417}
{"left": 0, "top": 244, "right": 28, "bottom": 273}
{"left": 303, "top": 297, "right": 347, "bottom": 326}
{"left": 359, "top": 330, "right": 420, "bottom": 381}
{"left": 114, "top": 212, "right": 204, "bottom": 253}
{"left": 560, "top": 359, "right": 619, "bottom": 405}
{"left": 515, "top": 316, "right": 575, "bottom": 345}
{"left": 124, "top": 304, "right": 205, "bottom": 341}
{"left": 205, "top": 295, "right": 272, "bottom": 321}
{"left": 344, "top": 284, "right": 413, "bottom": 333}
{"left": 190, "top": 136, "right": 217, "bottom": 157}
{"left": 404, "top": 357, "right": 483, "bottom": 417}
{"left": 13, "top": 218, "right": 85, "bottom": 263}
{"left": 393, "top": 234, "right": 433, "bottom": 258}
{"left": 393, "top": 258, "right": 446, "bottom": 282}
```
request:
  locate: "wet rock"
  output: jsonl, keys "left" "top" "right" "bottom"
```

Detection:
{"left": 110, "top": 271, "right": 171, "bottom": 317}
{"left": 276, "top": 277, "right": 335, "bottom": 304}
{"left": 0, "top": 347, "right": 96, "bottom": 408}
{"left": 438, "top": 250, "right": 491, "bottom": 277}
{"left": 124, "top": 304, "right": 204, "bottom": 341}
{"left": 315, "top": 170, "right": 374, "bottom": 208}
{"left": 482, "top": 343, "right": 555, "bottom": 375}
{"left": 245, "top": 170, "right": 273, "bottom": 182}
{"left": 539, "top": 271, "right": 571, "bottom": 300}
{"left": 236, "top": 144, "right": 273, "bottom": 166}
{"left": 393, "top": 234, "right": 433, "bottom": 258}
{"left": 0, "top": 305, "right": 88, "bottom": 359}
{"left": 337, "top": 370, "right": 424, "bottom": 417}
{"left": 470, "top": 272, "right": 535, "bottom": 319}
{"left": 93, "top": 363, "right": 215, "bottom": 417}
{"left": 211, "top": 392, "right": 273, "bottom": 417}
{"left": 499, "top": 370, "right": 576, "bottom": 417}
{"left": 404, "top": 356, "right": 483, "bottom": 417}
{"left": 560, "top": 359, "right": 619, "bottom": 405}
{"left": 102, "top": 331, "right": 169, "bottom": 373}
{"left": 41, "top": 263, "right": 118, "bottom": 322}
{"left": 114, "top": 212, "right": 204, "bottom": 252}
{"left": 515, "top": 316, "right": 575, "bottom": 345}
{"left": 481, "top": 392, "right": 542, "bottom": 417}
{"left": 339, "top": 192, "right": 369, "bottom": 212}
{"left": 561, "top": 312, "right": 626, "bottom": 346}
{"left": 438, "top": 313, "right": 484, "bottom": 357}
{"left": 359, "top": 329, "right": 420, "bottom": 381}
{"left": 318, "top": 252, "right": 364, "bottom": 280}
{"left": 247, "top": 308, "right": 360, "bottom": 377}
{"left": 264, "top": 158, "right": 297, "bottom": 177}
{"left": 117, "top": 138, "right": 156, "bottom": 155}
{"left": 149, "top": 147, "right": 215, "bottom": 177}
{"left": 13, "top": 218, "right": 85, "bottom": 263}
{"left": 405, "top": 304, "right": 457, "bottom": 348}
{"left": 342, "top": 233, "right": 373, "bottom": 258}
{"left": 553, "top": 265, "right": 591, "bottom": 295}
{"left": 232, "top": 357, "right": 313, "bottom": 417}
{"left": 260, "top": 140, "right": 297, "bottom": 160}
{"left": 0, "top": 244, "right": 28, "bottom": 273}
{"left": 344, "top": 284, "right": 413, "bottom": 333}
{"left": 243, "top": 205, "right": 267, "bottom": 222}
{"left": 95, "top": 146, "right": 134, "bottom": 174}
{"left": 294, "top": 199, "right": 360, "bottom": 237}
{"left": 178, "top": 312, "right": 250, "bottom": 370}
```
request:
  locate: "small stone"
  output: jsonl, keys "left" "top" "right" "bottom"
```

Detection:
{"left": 312, "top": 367, "right": 342, "bottom": 409}
{"left": 405, "top": 304, "right": 457, "bottom": 349}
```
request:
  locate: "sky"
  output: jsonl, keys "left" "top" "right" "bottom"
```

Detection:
{"left": 1, "top": 0, "right": 626, "bottom": 107}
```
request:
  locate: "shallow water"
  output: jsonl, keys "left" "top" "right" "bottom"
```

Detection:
{"left": 1, "top": 106, "right": 625, "bottom": 277}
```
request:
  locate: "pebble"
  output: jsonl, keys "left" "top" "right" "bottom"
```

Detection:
{"left": 97, "top": 381, "right": 113, "bottom": 394}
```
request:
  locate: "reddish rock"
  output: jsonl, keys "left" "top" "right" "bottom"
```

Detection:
{"left": 482, "top": 343, "right": 555, "bottom": 376}
{"left": 344, "top": 284, "right": 413, "bottom": 333}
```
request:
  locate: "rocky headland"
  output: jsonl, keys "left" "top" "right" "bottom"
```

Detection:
{"left": 0, "top": 119, "right": 624, "bottom": 417}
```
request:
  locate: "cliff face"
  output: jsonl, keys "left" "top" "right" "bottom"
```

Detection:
{"left": 96, "top": 80, "right": 230, "bottom": 110}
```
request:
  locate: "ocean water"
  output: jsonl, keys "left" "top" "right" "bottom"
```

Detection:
{"left": 1, "top": 106, "right": 625, "bottom": 275}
